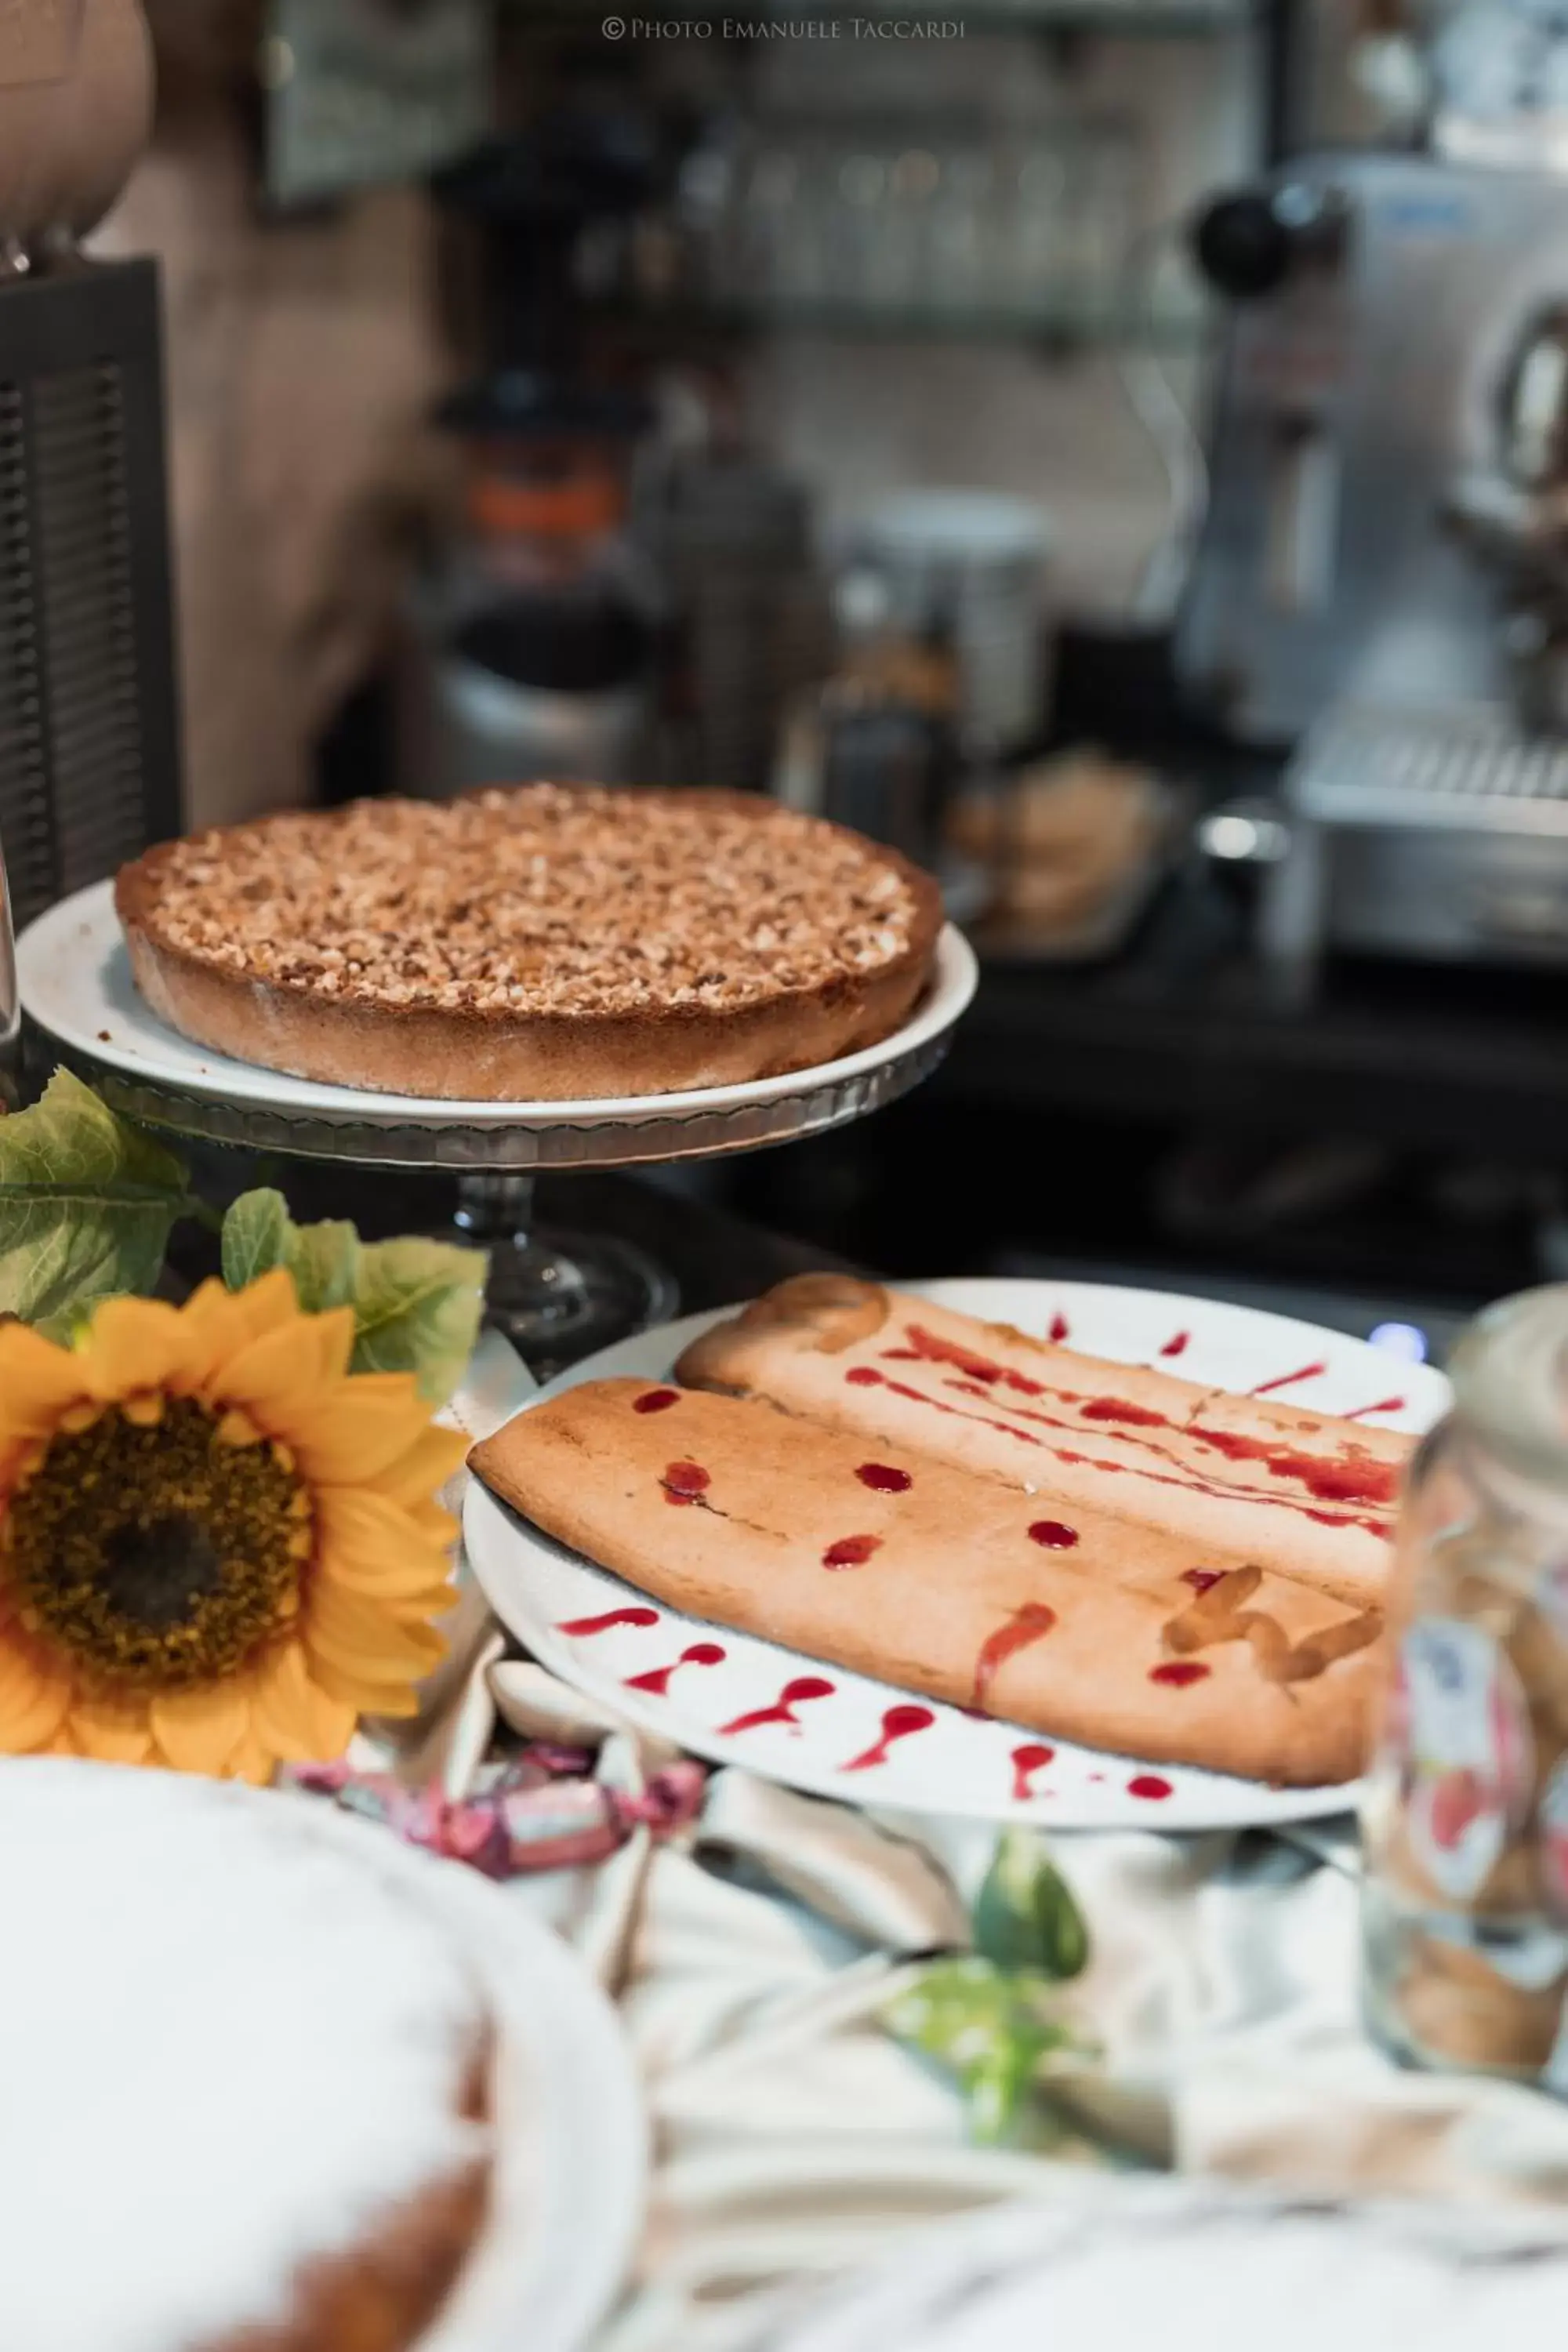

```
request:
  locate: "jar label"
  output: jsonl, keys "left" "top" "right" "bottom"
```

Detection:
{"left": 1398, "top": 1619, "right": 1534, "bottom": 1904}
{"left": 1540, "top": 1756, "right": 1568, "bottom": 1920}
{"left": 1535, "top": 1563, "right": 1568, "bottom": 1653}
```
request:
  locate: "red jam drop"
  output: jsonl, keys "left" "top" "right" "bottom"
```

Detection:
{"left": 1128, "top": 1773, "right": 1174, "bottom": 1801}
{"left": 1028, "top": 1519, "right": 1080, "bottom": 1550}
{"left": 842, "top": 1703, "right": 935, "bottom": 1772}
{"left": 721, "top": 1675, "right": 836, "bottom": 1736}
{"left": 662, "top": 1461, "right": 710, "bottom": 1504}
{"left": 1049, "top": 1313, "right": 1070, "bottom": 1341}
{"left": 1160, "top": 1330, "right": 1190, "bottom": 1358}
{"left": 1011, "top": 1743, "right": 1055, "bottom": 1801}
{"left": 1150, "top": 1661, "right": 1211, "bottom": 1687}
{"left": 845, "top": 1366, "right": 883, "bottom": 1388}
{"left": 856, "top": 1462, "right": 912, "bottom": 1493}
{"left": 822, "top": 1534, "right": 882, "bottom": 1569}
{"left": 625, "top": 1641, "right": 725, "bottom": 1695}
{"left": 633, "top": 1388, "right": 681, "bottom": 1414}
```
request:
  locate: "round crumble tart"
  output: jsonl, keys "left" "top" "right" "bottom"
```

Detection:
{"left": 115, "top": 786, "right": 943, "bottom": 1103}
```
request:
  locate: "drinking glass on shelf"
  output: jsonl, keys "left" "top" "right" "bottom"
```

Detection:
{"left": 925, "top": 143, "right": 1000, "bottom": 316}
{"left": 828, "top": 139, "right": 892, "bottom": 309}
{"left": 997, "top": 132, "right": 1071, "bottom": 321}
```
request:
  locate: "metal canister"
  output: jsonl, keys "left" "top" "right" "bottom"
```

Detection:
{"left": 1362, "top": 1287, "right": 1568, "bottom": 2088}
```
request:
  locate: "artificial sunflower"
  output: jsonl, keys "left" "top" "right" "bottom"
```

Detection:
{"left": 0, "top": 1271, "right": 468, "bottom": 1781}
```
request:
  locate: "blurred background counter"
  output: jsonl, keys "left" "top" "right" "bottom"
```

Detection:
{"left": 17, "top": 0, "right": 1568, "bottom": 1369}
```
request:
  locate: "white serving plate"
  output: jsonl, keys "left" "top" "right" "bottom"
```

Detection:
{"left": 0, "top": 1762, "right": 644, "bottom": 2352}
{"left": 16, "top": 880, "right": 976, "bottom": 1169}
{"left": 466, "top": 1279, "right": 1451, "bottom": 1834}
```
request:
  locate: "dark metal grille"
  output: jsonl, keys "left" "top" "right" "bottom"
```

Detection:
{"left": 0, "top": 263, "right": 183, "bottom": 938}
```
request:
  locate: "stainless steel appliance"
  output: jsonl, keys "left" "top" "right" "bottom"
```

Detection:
{"left": 1180, "top": 151, "right": 1568, "bottom": 985}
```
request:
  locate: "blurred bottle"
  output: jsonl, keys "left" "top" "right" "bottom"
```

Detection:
{"left": 775, "top": 567, "right": 961, "bottom": 873}
{"left": 637, "top": 448, "right": 831, "bottom": 793}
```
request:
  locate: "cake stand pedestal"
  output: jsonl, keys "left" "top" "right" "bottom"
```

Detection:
{"left": 16, "top": 884, "right": 978, "bottom": 1372}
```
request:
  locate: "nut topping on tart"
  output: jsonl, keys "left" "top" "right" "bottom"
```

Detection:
{"left": 115, "top": 785, "right": 942, "bottom": 1103}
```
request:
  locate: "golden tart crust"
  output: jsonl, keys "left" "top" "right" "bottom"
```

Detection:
{"left": 115, "top": 785, "right": 943, "bottom": 1103}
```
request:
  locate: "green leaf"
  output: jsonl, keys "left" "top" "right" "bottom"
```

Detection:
{"left": 974, "top": 1828, "right": 1090, "bottom": 1982}
{"left": 284, "top": 1219, "right": 361, "bottom": 1315}
{"left": 221, "top": 1189, "right": 291, "bottom": 1291}
{"left": 222, "top": 1189, "right": 361, "bottom": 1316}
{"left": 349, "top": 1236, "right": 486, "bottom": 1406}
{"left": 883, "top": 1955, "right": 1078, "bottom": 2147}
{"left": 0, "top": 1069, "right": 193, "bottom": 1334}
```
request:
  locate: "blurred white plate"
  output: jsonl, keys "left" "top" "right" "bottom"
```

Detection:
{"left": 466, "top": 1279, "right": 1450, "bottom": 1833}
{"left": 0, "top": 1762, "right": 643, "bottom": 2352}
{"left": 732, "top": 2182, "right": 1568, "bottom": 2352}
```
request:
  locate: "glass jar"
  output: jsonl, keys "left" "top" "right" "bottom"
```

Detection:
{"left": 1362, "top": 1286, "right": 1568, "bottom": 2090}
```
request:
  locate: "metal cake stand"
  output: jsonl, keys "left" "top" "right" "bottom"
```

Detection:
{"left": 16, "top": 882, "right": 978, "bottom": 1369}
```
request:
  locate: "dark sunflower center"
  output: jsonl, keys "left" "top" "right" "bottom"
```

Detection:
{"left": 6, "top": 1397, "right": 310, "bottom": 1692}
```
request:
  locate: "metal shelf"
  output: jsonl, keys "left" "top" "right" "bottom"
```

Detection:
{"left": 588, "top": 291, "right": 1209, "bottom": 350}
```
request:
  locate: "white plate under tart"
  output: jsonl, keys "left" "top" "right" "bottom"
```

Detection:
{"left": 465, "top": 1279, "right": 1451, "bottom": 1834}
{"left": 16, "top": 879, "right": 977, "bottom": 1134}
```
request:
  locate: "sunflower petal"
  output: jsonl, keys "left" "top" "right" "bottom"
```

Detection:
{"left": 370, "top": 1425, "right": 473, "bottom": 1505}
{"left": 251, "top": 1643, "right": 356, "bottom": 1765}
{"left": 306, "top": 1654, "right": 423, "bottom": 1717}
{"left": 150, "top": 1680, "right": 249, "bottom": 1773}
{"left": 305, "top": 1581, "right": 448, "bottom": 1678}
{"left": 0, "top": 1632, "right": 73, "bottom": 1753}
{"left": 72, "top": 1690, "right": 154, "bottom": 1764}
{"left": 293, "top": 1375, "right": 437, "bottom": 1484}
{"left": 207, "top": 1312, "right": 351, "bottom": 1432}
{"left": 77, "top": 1298, "right": 192, "bottom": 1403}
{"left": 314, "top": 1488, "right": 456, "bottom": 1598}
{"left": 0, "top": 1325, "right": 90, "bottom": 1446}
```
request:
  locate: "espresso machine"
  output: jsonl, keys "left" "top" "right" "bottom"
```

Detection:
{"left": 1179, "top": 150, "right": 1568, "bottom": 985}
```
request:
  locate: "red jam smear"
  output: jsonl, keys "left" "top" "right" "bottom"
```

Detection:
{"left": 1345, "top": 1395, "right": 1406, "bottom": 1420}
{"left": 662, "top": 1460, "right": 711, "bottom": 1504}
{"left": 1186, "top": 1423, "right": 1399, "bottom": 1507}
{"left": 1181, "top": 1569, "right": 1224, "bottom": 1593}
{"left": 559, "top": 1606, "right": 659, "bottom": 1636}
{"left": 971, "top": 1604, "right": 1058, "bottom": 1711}
{"left": 822, "top": 1534, "right": 882, "bottom": 1570}
{"left": 633, "top": 1388, "right": 681, "bottom": 1414}
{"left": 1150, "top": 1661, "right": 1211, "bottom": 1687}
{"left": 1082, "top": 1398, "right": 1171, "bottom": 1429}
{"left": 1128, "top": 1773, "right": 1174, "bottom": 1800}
{"left": 1028, "top": 1519, "right": 1080, "bottom": 1549}
{"left": 842, "top": 1703, "right": 935, "bottom": 1772}
{"left": 1160, "top": 1330, "right": 1190, "bottom": 1358}
{"left": 902, "top": 1323, "right": 1048, "bottom": 1399}
{"left": 1250, "top": 1360, "right": 1326, "bottom": 1396}
{"left": 856, "top": 1461, "right": 912, "bottom": 1492}
{"left": 721, "top": 1675, "right": 835, "bottom": 1736}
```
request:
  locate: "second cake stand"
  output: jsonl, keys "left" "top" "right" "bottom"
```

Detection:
{"left": 16, "top": 881, "right": 978, "bottom": 1368}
